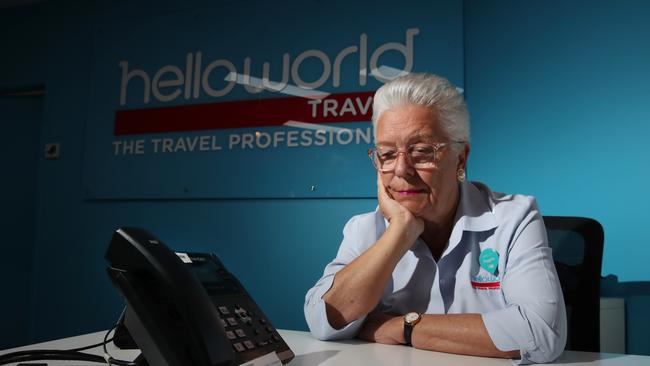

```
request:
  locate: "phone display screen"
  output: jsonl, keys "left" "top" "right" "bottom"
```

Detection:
{"left": 187, "top": 254, "right": 242, "bottom": 296}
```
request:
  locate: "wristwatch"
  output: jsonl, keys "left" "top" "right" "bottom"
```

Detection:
{"left": 403, "top": 312, "right": 421, "bottom": 346}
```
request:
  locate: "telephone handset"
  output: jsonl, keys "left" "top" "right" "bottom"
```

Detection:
{"left": 105, "top": 227, "right": 295, "bottom": 366}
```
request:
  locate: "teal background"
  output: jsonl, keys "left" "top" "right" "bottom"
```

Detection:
{"left": 1, "top": 0, "right": 649, "bottom": 355}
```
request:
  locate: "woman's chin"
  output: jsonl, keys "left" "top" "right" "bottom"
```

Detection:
{"left": 396, "top": 199, "right": 427, "bottom": 216}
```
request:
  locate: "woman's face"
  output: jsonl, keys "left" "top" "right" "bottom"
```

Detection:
{"left": 376, "top": 104, "right": 468, "bottom": 223}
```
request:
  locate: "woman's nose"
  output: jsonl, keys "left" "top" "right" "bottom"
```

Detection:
{"left": 393, "top": 152, "right": 415, "bottom": 176}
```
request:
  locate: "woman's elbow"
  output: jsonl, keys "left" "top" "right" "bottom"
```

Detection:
{"left": 525, "top": 321, "right": 567, "bottom": 363}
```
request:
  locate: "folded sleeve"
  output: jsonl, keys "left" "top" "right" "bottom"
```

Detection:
{"left": 482, "top": 200, "right": 567, "bottom": 364}
{"left": 303, "top": 214, "right": 375, "bottom": 340}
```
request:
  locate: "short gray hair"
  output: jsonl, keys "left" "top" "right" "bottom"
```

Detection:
{"left": 371, "top": 73, "right": 470, "bottom": 150}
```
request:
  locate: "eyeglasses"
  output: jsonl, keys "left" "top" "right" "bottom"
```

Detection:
{"left": 367, "top": 141, "right": 464, "bottom": 172}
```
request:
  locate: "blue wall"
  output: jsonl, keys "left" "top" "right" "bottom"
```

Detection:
{"left": 0, "top": 3, "right": 47, "bottom": 89}
{"left": 0, "top": 97, "right": 42, "bottom": 349}
{"left": 2, "top": 0, "right": 649, "bottom": 354}
{"left": 0, "top": 2, "right": 47, "bottom": 349}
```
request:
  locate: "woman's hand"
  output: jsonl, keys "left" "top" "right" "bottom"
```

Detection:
{"left": 377, "top": 173, "right": 424, "bottom": 237}
{"left": 358, "top": 312, "right": 404, "bottom": 345}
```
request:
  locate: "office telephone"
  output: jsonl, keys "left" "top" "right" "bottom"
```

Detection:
{"left": 105, "top": 227, "right": 295, "bottom": 366}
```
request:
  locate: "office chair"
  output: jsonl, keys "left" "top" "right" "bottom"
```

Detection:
{"left": 543, "top": 216, "right": 604, "bottom": 352}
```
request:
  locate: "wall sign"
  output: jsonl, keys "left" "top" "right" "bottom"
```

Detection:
{"left": 83, "top": 1, "right": 463, "bottom": 199}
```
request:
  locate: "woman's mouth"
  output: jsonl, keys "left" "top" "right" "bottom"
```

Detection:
{"left": 394, "top": 189, "right": 426, "bottom": 197}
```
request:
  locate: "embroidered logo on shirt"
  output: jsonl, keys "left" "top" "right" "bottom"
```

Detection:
{"left": 473, "top": 249, "right": 501, "bottom": 290}
{"left": 479, "top": 248, "right": 499, "bottom": 274}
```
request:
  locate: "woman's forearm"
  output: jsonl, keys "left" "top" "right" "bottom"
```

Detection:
{"left": 323, "top": 219, "right": 420, "bottom": 329}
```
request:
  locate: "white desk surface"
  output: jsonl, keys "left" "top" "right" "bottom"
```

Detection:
{"left": 1, "top": 329, "right": 649, "bottom": 366}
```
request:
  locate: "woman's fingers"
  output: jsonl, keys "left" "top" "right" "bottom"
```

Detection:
{"left": 377, "top": 175, "right": 409, "bottom": 222}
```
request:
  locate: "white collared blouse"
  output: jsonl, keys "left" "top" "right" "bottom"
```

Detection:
{"left": 304, "top": 181, "right": 567, "bottom": 364}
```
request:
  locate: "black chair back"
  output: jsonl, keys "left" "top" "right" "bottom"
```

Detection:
{"left": 543, "top": 216, "right": 604, "bottom": 352}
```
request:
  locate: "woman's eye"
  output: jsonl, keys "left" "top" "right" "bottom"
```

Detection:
{"left": 411, "top": 146, "right": 434, "bottom": 155}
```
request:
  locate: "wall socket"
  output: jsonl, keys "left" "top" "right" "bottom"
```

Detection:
{"left": 44, "top": 143, "right": 60, "bottom": 160}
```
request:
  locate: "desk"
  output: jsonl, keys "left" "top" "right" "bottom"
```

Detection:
{"left": 1, "top": 329, "right": 649, "bottom": 366}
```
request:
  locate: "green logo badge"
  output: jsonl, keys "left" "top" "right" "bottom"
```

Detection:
{"left": 479, "top": 248, "right": 499, "bottom": 274}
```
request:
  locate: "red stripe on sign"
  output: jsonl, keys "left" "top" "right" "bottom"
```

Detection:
{"left": 471, "top": 281, "right": 501, "bottom": 290}
{"left": 114, "top": 90, "right": 375, "bottom": 135}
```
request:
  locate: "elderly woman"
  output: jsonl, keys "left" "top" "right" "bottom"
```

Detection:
{"left": 304, "top": 73, "right": 567, "bottom": 364}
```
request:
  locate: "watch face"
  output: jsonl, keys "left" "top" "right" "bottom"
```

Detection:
{"left": 405, "top": 312, "right": 420, "bottom": 323}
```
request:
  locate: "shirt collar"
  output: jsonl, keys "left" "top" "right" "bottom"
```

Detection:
{"left": 444, "top": 181, "right": 498, "bottom": 256}
{"left": 454, "top": 180, "right": 498, "bottom": 233}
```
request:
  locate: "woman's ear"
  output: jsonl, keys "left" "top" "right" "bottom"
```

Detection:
{"left": 456, "top": 143, "right": 470, "bottom": 171}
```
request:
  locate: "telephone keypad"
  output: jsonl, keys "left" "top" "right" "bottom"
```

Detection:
{"left": 185, "top": 252, "right": 294, "bottom": 364}
{"left": 214, "top": 301, "right": 285, "bottom": 361}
